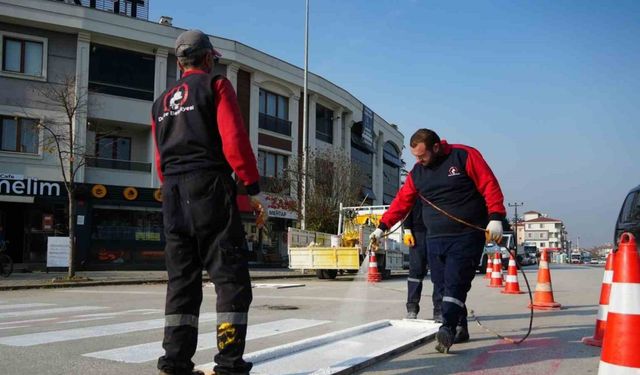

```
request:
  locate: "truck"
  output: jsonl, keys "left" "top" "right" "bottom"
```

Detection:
{"left": 570, "top": 252, "right": 582, "bottom": 264}
{"left": 478, "top": 232, "right": 523, "bottom": 271}
{"left": 288, "top": 204, "right": 409, "bottom": 280}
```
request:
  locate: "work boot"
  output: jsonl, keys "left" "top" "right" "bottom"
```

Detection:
{"left": 406, "top": 311, "right": 418, "bottom": 319}
{"left": 435, "top": 326, "right": 454, "bottom": 354}
{"left": 454, "top": 325, "right": 470, "bottom": 343}
{"left": 159, "top": 370, "right": 206, "bottom": 375}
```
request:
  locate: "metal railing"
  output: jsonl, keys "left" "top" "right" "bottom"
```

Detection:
{"left": 259, "top": 113, "right": 292, "bottom": 136}
{"left": 51, "top": 0, "right": 150, "bottom": 21}
{"left": 86, "top": 156, "right": 151, "bottom": 172}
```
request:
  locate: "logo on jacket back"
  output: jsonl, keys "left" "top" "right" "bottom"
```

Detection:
{"left": 448, "top": 166, "right": 461, "bottom": 177}
{"left": 158, "top": 84, "right": 194, "bottom": 122}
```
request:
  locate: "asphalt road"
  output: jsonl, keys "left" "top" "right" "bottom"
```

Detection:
{"left": 0, "top": 264, "right": 604, "bottom": 374}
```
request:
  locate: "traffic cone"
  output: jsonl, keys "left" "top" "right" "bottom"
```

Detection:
{"left": 582, "top": 252, "right": 614, "bottom": 347}
{"left": 489, "top": 251, "right": 504, "bottom": 288}
{"left": 367, "top": 251, "right": 382, "bottom": 283}
{"left": 599, "top": 233, "right": 640, "bottom": 374}
{"left": 502, "top": 254, "right": 524, "bottom": 294}
{"left": 529, "top": 249, "right": 561, "bottom": 310}
{"left": 484, "top": 257, "right": 493, "bottom": 279}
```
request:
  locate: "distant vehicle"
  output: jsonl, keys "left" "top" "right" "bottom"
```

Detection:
{"left": 522, "top": 242, "right": 538, "bottom": 264}
{"left": 615, "top": 184, "right": 640, "bottom": 247}
{"left": 570, "top": 253, "right": 582, "bottom": 264}
{"left": 478, "top": 233, "right": 521, "bottom": 271}
{"left": 590, "top": 258, "right": 599, "bottom": 265}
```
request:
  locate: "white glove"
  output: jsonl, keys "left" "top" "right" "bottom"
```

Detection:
{"left": 485, "top": 220, "right": 503, "bottom": 243}
{"left": 369, "top": 228, "right": 384, "bottom": 242}
{"left": 249, "top": 193, "right": 268, "bottom": 229}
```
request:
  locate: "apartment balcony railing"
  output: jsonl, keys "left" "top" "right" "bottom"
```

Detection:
{"left": 52, "top": 0, "right": 149, "bottom": 20}
{"left": 259, "top": 113, "right": 292, "bottom": 136}
{"left": 86, "top": 157, "right": 151, "bottom": 172}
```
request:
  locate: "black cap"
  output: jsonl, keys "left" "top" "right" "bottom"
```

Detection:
{"left": 175, "top": 29, "right": 222, "bottom": 58}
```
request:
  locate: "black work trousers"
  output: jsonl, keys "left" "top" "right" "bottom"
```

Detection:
{"left": 157, "top": 170, "right": 253, "bottom": 375}
{"left": 407, "top": 230, "right": 433, "bottom": 315}
{"left": 427, "top": 231, "right": 484, "bottom": 331}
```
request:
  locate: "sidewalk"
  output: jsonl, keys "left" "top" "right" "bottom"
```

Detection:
{"left": 0, "top": 268, "right": 316, "bottom": 291}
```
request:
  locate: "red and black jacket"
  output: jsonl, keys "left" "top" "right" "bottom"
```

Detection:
{"left": 380, "top": 140, "right": 505, "bottom": 238}
{"left": 151, "top": 70, "right": 260, "bottom": 195}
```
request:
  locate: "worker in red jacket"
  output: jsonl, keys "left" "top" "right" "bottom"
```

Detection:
{"left": 151, "top": 30, "right": 266, "bottom": 375}
{"left": 371, "top": 128, "right": 505, "bottom": 354}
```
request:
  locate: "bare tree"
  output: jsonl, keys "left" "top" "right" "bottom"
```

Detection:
{"left": 284, "top": 149, "right": 365, "bottom": 234}
{"left": 27, "top": 75, "right": 91, "bottom": 278}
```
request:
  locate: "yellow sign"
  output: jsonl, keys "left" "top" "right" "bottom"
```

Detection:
{"left": 91, "top": 184, "right": 107, "bottom": 199}
{"left": 153, "top": 189, "right": 162, "bottom": 202}
{"left": 123, "top": 187, "right": 138, "bottom": 201}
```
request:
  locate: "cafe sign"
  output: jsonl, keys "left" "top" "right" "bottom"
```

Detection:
{"left": 0, "top": 175, "right": 63, "bottom": 197}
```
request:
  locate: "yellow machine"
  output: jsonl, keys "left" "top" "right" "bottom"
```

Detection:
{"left": 287, "top": 205, "right": 408, "bottom": 279}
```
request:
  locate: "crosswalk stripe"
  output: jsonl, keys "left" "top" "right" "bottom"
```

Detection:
{"left": 82, "top": 318, "right": 330, "bottom": 363}
{"left": 0, "top": 303, "right": 55, "bottom": 311}
{"left": 0, "top": 306, "right": 107, "bottom": 319}
{"left": 0, "top": 313, "right": 216, "bottom": 346}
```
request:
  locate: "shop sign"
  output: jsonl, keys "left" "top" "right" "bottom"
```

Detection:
{"left": 123, "top": 187, "right": 139, "bottom": 201}
{"left": 153, "top": 189, "right": 162, "bottom": 202}
{"left": 0, "top": 176, "right": 62, "bottom": 197}
{"left": 42, "top": 214, "right": 54, "bottom": 231}
{"left": 47, "top": 236, "right": 70, "bottom": 268}
{"left": 267, "top": 207, "right": 297, "bottom": 220}
{"left": 362, "top": 105, "right": 375, "bottom": 149}
{"left": 91, "top": 184, "right": 107, "bottom": 199}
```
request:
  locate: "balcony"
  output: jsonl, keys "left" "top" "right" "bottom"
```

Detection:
{"left": 86, "top": 157, "right": 151, "bottom": 172}
{"left": 52, "top": 0, "right": 150, "bottom": 20}
{"left": 259, "top": 113, "right": 292, "bottom": 136}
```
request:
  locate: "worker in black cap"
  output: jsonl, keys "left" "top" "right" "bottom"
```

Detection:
{"left": 152, "top": 29, "right": 266, "bottom": 375}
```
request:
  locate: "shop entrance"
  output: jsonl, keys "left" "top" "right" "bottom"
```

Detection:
{"left": 0, "top": 202, "right": 26, "bottom": 263}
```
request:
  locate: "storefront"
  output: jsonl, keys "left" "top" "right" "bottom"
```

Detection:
{"left": 78, "top": 183, "right": 164, "bottom": 270}
{"left": 0, "top": 174, "right": 68, "bottom": 266}
{"left": 237, "top": 193, "right": 297, "bottom": 266}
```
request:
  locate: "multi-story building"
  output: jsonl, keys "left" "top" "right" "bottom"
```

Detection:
{"left": 522, "top": 211, "right": 566, "bottom": 253}
{"left": 0, "top": 0, "right": 404, "bottom": 269}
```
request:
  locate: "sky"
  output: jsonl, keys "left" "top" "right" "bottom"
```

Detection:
{"left": 150, "top": 1, "right": 640, "bottom": 248}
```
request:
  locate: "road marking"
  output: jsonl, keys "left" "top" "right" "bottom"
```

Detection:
{"left": 0, "top": 313, "right": 216, "bottom": 346}
{"left": 251, "top": 283, "right": 306, "bottom": 289}
{"left": 58, "top": 309, "right": 162, "bottom": 324}
{"left": 83, "top": 318, "right": 330, "bottom": 363}
{"left": 0, "top": 303, "right": 55, "bottom": 311}
{"left": 0, "top": 306, "right": 107, "bottom": 320}
{"left": 0, "top": 318, "right": 57, "bottom": 326}
{"left": 57, "top": 290, "right": 166, "bottom": 295}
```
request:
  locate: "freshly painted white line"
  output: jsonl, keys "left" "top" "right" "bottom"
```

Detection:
{"left": 73, "top": 309, "right": 163, "bottom": 318}
{"left": 58, "top": 317, "right": 114, "bottom": 324}
{"left": 0, "top": 325, "right": 30, "bottom": 330}
{"left": 57, "top": 290, "right": 165, "bottom": 295}
{"left": 0, "top": 306, "right": 108, "bottom": 319}
{"left": 0, "top": 313, "right": 216, "bottom": 347}
{"left": 83, "top": 318, "right": 330, "bottom": 363}
{"left": 196, "top": 319, "right": 440, "bottom": 374}
{"left": 0, "top": 303, "right": 55, "bottom": 311}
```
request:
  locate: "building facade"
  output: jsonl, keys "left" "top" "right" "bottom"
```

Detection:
{"left": 0, "top": 0, "right": 404, "bottom": 269}
{"left": 521, "top": 211, "right": 567, "bottom": 253}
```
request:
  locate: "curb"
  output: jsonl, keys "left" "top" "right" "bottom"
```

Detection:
{"left": 0, "top": 273, "right": 317, "bottom": 291}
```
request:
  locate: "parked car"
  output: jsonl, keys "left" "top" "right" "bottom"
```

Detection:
{"left": 615, "top": 184, "right": 640, "bottom": 247}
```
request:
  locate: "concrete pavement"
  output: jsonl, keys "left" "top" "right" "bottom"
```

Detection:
{"left": 0, "top": 267, "right": 317, "bottom": 290}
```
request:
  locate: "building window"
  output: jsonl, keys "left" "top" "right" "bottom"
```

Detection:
{"left": 0, "top": 116, "right": 39, "bottom": 154}
{"left": 89, "top": 43, "right": 155, "bottom": 100}
{"left": 258, "top": 89, "right": 291, "bottom": 136}
{"left": 86, "top": 135, "right": 152, "bottom": 172}
{"left": 1, "top": 33, "right": 46, "bottom": 79}
{"left": 258, "top": 150, "right": 289, "bottom": 194}
{"left": 540, "top": 242, "right": 546, "bottom": 248}
{"left": 315, "top": 104, "right": 333, "bottom": 143}
{"left": 383, "top": 142, "right": 401, "bottom": 204}
{"left": 527, "top": 233, "right": 532, "bottom": 238}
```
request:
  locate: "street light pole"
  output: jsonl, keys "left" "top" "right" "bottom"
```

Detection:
{"left": 508, "top": 202, "right": 524, "bottom": 246}
{"left": 301, "top": 0, "right": 309, "bottom": 230}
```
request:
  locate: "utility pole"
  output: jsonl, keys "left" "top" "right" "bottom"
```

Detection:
{"left": 301, "top": 0, "right": 309, "bottom": 230}
{"left": 508, "top": 202, "right": 524, "bottom": 246}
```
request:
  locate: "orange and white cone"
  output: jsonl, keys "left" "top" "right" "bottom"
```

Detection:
{"left": 367, "top": 251, "right": 382, "bottom": 283}
{"left": 484, "top": 257, "right": 493, "bottom": 279}
{"left": 599, "top": 233, "right": 640, "bottom": 374}
{"left": 529, "top": 249, "right": 561, "bottom": 310}
{"left": 502, "top": 254, "right": 524, "bottom": 294}
{"left": 489, "top": 251, "right": 504, "bottom": 288}
{"left": 582, "top": 252, "right": 614, "bottom": 347}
